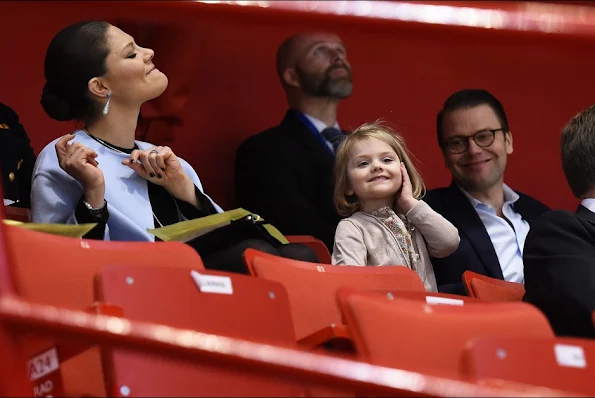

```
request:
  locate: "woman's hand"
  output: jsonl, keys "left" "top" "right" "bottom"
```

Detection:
{"left": 395, "top": 162, "right": 418, "bottom": 214}
{"left": 55, "top": 133, "right": 105, "bottom": 208}
{"left": 122, "top": 146, "right": 197, "bottom": 206}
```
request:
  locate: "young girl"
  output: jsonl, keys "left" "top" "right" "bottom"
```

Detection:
{"left": 332, "top": 121, "right": 460, "bottom": 291}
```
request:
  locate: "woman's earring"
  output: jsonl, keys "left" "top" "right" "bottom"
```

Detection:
{"left": 102, "top": 92, "right": 111, "bottom": 116}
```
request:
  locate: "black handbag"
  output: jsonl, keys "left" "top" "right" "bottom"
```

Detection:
{"left": 186, "top": 214, "right": 283, "bottom": 257}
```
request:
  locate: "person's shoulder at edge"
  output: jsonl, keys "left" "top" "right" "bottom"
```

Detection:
{"left": 523, "top": 209, "right": 589, "bottom": 259}
{"left": 527, "top": 208, "right": 580, "bottom": 231}
{"left": 0, "top": 101, "right": 20, "bottom": 120}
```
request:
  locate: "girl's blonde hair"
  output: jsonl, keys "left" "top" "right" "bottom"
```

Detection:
{"left": 334, "top": 120, "right": 425, "bottom": 217}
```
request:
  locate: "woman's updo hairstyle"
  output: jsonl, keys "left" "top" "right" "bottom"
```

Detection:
{"left": 41, "top": 21, "right": 110, "bottom": 122}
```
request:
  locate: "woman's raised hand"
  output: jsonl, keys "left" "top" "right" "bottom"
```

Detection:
{"left": 122, "top": 146, "right": 197, "bottom": 205}
{"left": 55, "top": 133, "right": 105, "bottom": 207}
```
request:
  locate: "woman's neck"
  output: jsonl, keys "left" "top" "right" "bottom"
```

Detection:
{"left": 85, "top": 104, "right": 140, "bottom": 149}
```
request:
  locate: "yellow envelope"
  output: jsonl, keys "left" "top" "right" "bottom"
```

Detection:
{"left": 147, "top": 208, "right": 289, "bottom": 244}
{"left": 2, "top": 220, "right": 98, "bottom": 238}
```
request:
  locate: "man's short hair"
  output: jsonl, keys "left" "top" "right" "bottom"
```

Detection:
{"left": 436, "top": 89, "right": 510, "bottom": 148}
{"left": 561, "top": 104, "right": 595, "bottom": 198}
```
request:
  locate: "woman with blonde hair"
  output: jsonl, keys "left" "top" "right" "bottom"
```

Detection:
{"left": 332, "top": 121, "right": 459, "bottom": 291}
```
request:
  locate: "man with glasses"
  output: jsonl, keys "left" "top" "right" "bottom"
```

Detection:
{"left": 235, "top": 32, "right": 352, "bottom": 251}
{"left": 424, "top": 89, "right": 549, "bottom": 295}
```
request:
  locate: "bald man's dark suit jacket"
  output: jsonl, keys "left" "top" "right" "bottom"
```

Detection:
{"left": 234, "top": 110, "right": 344, "bottom": 250}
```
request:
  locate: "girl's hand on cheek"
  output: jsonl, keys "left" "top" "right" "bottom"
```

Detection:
{"left": 395, "top": 162, "right": 418, "bottom": 213}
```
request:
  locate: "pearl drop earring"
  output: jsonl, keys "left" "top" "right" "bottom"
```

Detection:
{"left": 102, "top": 92, "right": 111, "bottom": 116}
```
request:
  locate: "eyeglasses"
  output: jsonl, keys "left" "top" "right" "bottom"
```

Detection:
{"left": 442, "top": 128, "right": 505, "bottom": 154}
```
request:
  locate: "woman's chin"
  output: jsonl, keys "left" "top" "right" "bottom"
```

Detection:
{"left": 147, "top": 77, "right": 169, "bottom": 100}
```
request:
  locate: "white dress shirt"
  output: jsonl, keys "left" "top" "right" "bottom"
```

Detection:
{"left": 581, "top": 198, "right": 595, "bottom": 214}
{"left": 460, "top": 184, "right": 530, "bottom": 283}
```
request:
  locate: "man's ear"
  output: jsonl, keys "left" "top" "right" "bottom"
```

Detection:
{"left": 505, "top": 131, "right": 514, "bottom": 155}
{"left": 282, "top": 68, "right": 301, "bottom": 89}
{"left": 88, "top": 77, "right": 110, "bottom": 99}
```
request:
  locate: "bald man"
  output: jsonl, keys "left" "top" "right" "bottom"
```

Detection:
{"left": 234, "top": 32, "right": 352, "bottom": 250}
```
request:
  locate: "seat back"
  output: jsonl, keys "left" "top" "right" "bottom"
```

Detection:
{"left": 95, "top": 265, "right": 302, "bottom": 396}
{"left": 1, "top": 296, "right": 571, "bottom": 398}
{"left": 338, "top": 289, "right": 555, "bottom": 380}
{"left": 3, "top": 224, "right": 205, "bottom": 397}
{"left": 2, "top": 220, "right": 551, "bottom": 397}
{"left": 244, "top": 248, "right": 426, "bottom": 340}
{"left": 285, "top": 235, "right": 331, "bottom": 263}
{"left": 463, "top": 336, "right": 595, "bottom": 395}
{"left": 4, "top": 224, "right": 205, "bottom": 309}
{"left": 344, "top": 289, "right": 483, "bottom": 306}
{"left": 337, "top": 289, "right": 486, "bottom": 327}
{"left": 463, "top": 271, "right": 525, "bottom": 302}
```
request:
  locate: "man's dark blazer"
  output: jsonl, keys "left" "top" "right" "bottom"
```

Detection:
{"left": 423, "top": 182, "right": 549, "bottom": 295}
{"left": 523, "top": 205, "right": 595, "bottom": 338}
{"left": 234, "top": 110, "right": 344, "bottom": 251}
{"left": 0, "top": 102, "right": 36, "bottom": 208}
